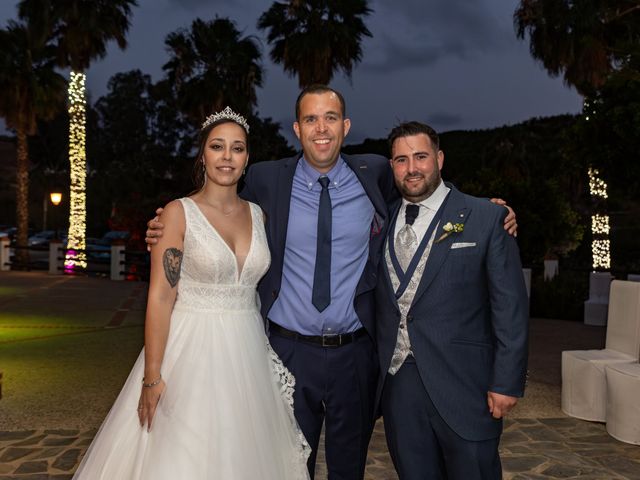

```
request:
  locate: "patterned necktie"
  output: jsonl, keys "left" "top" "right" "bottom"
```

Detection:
{"left": 395, "top": 204, "right": 420, "bottom": 271}
{"left": 312, "top": 176, "right": 332, "bottom": 312}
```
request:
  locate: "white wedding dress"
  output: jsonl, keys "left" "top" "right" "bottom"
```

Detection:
{"left": 74, "top": 198, "right": 310, "bottom": 479}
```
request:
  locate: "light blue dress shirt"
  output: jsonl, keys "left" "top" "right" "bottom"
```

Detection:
{"left": 267, "top": 156, "right": 375, "bottom": 335}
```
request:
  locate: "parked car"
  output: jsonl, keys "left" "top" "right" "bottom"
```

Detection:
{"left": 4, "top": 227, "right": 35, "bottom": 244}
{"left": 28, "top": 230, "right": 58, "bottom": 247}
{"left": 102, "top": 230, "right": 130, "bottom": 243}
{"left": 86, "top": 231, "right": 131, "bottom": 260}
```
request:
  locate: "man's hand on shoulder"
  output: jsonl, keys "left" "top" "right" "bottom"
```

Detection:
{"left": 489, "top": 198, "right": 517, "bottom": 237}
{"left": 145, "top": 207, "right": 165, "bottom": 252}
{"left": 487, "top": 391, "right": 518, "bottom": 419}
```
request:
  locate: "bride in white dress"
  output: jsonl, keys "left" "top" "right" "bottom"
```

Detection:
{"left": 73, "top": 108, "right": 310, "bottom": 479}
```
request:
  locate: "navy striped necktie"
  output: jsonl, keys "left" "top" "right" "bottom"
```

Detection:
{"left": 312, "top": 176, "right": 332, "bottom": 312}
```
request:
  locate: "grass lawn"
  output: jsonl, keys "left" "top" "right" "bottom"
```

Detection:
{"left": 0, "top": 325, "right": 144, "bottom": 430}
{"left": 0, "top": 287, "right": 23, "bottom": 296}
{"left": 0, "top": 312, "right": 111, "bottom": 330}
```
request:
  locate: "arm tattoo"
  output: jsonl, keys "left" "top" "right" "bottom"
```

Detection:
{"left": 162, "top": 248, "right": 183, "bottom": 288}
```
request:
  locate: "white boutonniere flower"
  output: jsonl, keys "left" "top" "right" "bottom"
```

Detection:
{"left": 435, "top": 222, "right": 464, "bottom": 243}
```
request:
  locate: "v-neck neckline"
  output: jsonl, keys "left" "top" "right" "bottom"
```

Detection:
{"left": 186, "top": 197, "right": 254, "bottom": 282}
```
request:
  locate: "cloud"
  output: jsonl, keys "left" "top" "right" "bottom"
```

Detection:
{"left": 362, "top": 0, "right": 514, "bottom": 72}
{"left": 166, "top": 0, "right": 235, "bottom": 9}
{"left": 426, "top": 112, "right": 463, "bottom": 128}
{"left": 168, "top": 0, "right": 264, "bottom": 13}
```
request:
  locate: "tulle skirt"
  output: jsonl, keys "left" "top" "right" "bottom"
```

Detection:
{"left": 73, "top": 304, "right": 310, "bottom": 479}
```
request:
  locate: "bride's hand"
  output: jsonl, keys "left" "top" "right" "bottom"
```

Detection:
{"left": 137, "top": 379, "right": 166, "bottom": 431}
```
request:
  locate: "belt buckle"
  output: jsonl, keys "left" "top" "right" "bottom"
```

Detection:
{"left": 321, "top": 333, "right": 340, "bottom": 347}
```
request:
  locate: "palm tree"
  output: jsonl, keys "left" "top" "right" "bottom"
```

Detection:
{"left": 258, "top": 0, "right": 372, "bottom": 87}
{"left": 514, "top": 0, "right": 640, "bottom": 96}
{"left": 163, "top": 17, "right": 263, "bottom": 125}
{"left": 514, "top": 0, "right": 640, "bottom": 271}
{"left": 0, "top": 21, "right": 66, "bottom": 267}
{"left": 19, "top": 0, "right": 137, "bottom": 270}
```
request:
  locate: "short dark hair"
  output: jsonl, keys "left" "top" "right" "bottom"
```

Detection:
{"left": 388, "top": 121, "right": 440, "bottom": 154}
{"left": 295, "top": 84, "right": 346, "bottom": 120}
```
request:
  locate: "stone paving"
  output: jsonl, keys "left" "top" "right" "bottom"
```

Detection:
{"left": 1, "top": 271, "right": 640, "bottom": 479}
{"left": 1, "top": 418, "right": 640, "bottom": 479}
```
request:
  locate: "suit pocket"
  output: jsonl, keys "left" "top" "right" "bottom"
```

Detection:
{"left": 447, "top": 244, "right": 479, "bottom": 257}
{"left": 451, "top": 338, "right": 493, "bottom": 349}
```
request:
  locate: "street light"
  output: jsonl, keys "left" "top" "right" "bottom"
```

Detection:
{"left": 43, "top": 192, "right": 64, "bottom": 231}
{"left": 50, "top": 192, "right": 62, "bottom": 206}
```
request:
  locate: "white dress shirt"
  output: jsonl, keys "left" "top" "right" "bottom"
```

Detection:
{"left": 393, "top": 180, "right": 451, "bottom": 241}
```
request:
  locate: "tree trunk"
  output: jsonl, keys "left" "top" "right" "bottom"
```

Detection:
{"left": 15, "top": 129, "right": 30, "bottom": 268}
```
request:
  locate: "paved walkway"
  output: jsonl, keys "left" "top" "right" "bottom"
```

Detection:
{"left": 1, "top": 272, "right": 639, "bottom": 479}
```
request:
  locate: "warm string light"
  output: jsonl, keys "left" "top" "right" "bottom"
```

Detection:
{"left": 588, "top": 164, "right": 610, "bottom": 269}
{"left": 583, "top": 98, "right": 597, "bottom": 122}
{"left": 588, "top": 167, "right": 608, "bottom": 199}
{"left": 65, "top": 71, "right": 88, "bottom": 270}
{"left": 592, "top": 239, "right": 611, "bottom": 270}
{"left": 591, "top": 215, "right": 610, "bottom": 235}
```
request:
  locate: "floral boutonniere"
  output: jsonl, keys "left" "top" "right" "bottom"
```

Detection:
{"left": 435, "top": 222, "right": 464, "bottom": 243}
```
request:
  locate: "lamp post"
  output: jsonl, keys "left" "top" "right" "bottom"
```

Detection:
{"left": 42, "top": 192, "right": 63, "bottom": 232}
{"left": 48, "top": 192, "right": 64, "bottom": 275}
{"left": 49, "top": 192, "right": 63, "bottom": 239}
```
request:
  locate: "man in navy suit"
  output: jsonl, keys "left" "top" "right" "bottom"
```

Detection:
{"left": 240, "top": 85, "right": 395, "bottom": 479}
{"left": 375, "top": 121, "right": 529, "bottom": 480}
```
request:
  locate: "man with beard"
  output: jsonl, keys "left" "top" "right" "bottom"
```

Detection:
{"left": 374, "top": 121, "right": 528, "bottom": 480}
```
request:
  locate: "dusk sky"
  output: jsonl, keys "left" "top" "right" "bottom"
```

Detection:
{"left": 1, "top": 0, "right": 583, "bottom": 145}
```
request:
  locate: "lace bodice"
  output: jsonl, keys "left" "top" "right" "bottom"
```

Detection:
{"left": 174, "top": 198, "right": 271, "bottom": 311}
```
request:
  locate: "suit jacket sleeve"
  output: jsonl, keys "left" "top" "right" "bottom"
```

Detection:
{"left": 486, "top": 208, "right": 529, "bottom": 397}
{"left": 239, "top": 164, "right": 258, "bottom": 203}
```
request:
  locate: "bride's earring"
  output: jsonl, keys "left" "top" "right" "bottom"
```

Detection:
{"left": 202, "top": 159, "right": 207, "bottom": 186}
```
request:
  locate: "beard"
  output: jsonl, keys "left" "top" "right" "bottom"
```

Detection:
{"left": 398, "top": 169, "right": 441, "bottom": 203}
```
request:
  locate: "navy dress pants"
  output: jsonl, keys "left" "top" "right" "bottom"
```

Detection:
{"left": 269, "top": 330, "right": 378, "bottom": 480}
{"left": 381, "top": 358, "right": 502, "bottom": 480}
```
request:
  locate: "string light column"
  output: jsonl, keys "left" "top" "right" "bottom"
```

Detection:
{"left": 64, "top": 71, "right": 88, "bottom": 270}
{"left": 584, "top": 98, "right": 611, "bottom": 270}
{"left": 583, "top": 98, "right": 611, "bottom": 326}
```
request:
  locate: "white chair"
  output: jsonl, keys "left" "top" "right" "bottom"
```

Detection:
{"left": 562, "top": 280, "right": 640, "bottom": 421}
{"left": 605, "top": 362, "right": 640, "bottom": 444}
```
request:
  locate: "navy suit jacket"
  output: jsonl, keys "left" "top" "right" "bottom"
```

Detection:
{"left": 241, "top": 152, "right": 396, "bottom": 339}
{"left": 375, "top": 184, "right": 529, "bottom": 441}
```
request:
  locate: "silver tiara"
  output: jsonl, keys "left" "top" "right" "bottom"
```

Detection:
{"left": 201, "top": 106, "right": 250, "bottom": 133}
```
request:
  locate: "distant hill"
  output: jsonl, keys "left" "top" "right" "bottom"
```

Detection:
{"left": 343, "top": 115, "right": 578, "bottom": 188}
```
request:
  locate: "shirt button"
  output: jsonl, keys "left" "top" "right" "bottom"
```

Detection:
{"left": 272, "top": 290, "right": 278, "bottom": 299}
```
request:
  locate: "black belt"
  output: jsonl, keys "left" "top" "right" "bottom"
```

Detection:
{"left": 268, "top": 320, "right": 366, "bottom": 348}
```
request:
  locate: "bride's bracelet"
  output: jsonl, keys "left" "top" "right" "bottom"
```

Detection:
{"left": 142, "top": 375, "right": 162, "bottom": 388}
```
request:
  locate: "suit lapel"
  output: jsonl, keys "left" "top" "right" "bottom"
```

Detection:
{"left": 343, "top": 154, "right": 392, "bottom": 296}
{"left": 411, "top": 185, "right": 470, "bottom": 308}
{"left": 384, "top": 200, "right": 402, "bottom": 304}
{"left": 271, "top": 153, "right": 300, "bottom": 264}
{"left": 343, "top": 154, "right": 387, "bottom": 219}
